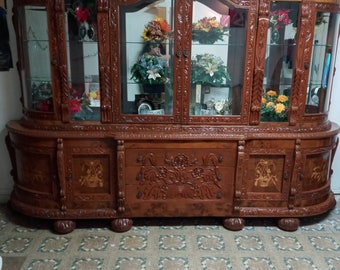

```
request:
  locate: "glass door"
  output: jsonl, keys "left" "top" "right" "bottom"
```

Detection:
{"left": 190, "top": 0, "right": 247, "bottom": 117}
{"left": 18, "top": 5, "right": 53, "bottom": 112}
{"left": 65, "top": 0, "right": 100, "bottom": 121}
{"left": 262, "top": 1, "right": 300, "bottom": 122}
{"left": 121, "top": 0, "right": 174, "bottom": 115}
{"left": 305, "top": 11, "right": 339, "bottom": 114}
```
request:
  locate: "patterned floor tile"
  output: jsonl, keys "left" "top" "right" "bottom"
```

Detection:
{"left": 235, "top": 235, "right": 265, "bottom": 251}
{"left": 284, "top": 257, "right": 319, "bottom": 270}
{"left": 38, "top": 236, "right": 71, "bottom": 253}
{"left": 242, "top": 257, "right": 275, "bottom": 270}
{"left": 197, "top": 235, "right": 225, "bottom": 251}
{"left": 159, "top": 257, "right": 189, "bottom": 270}
{"left": 272, "top": 235, "right": 303, "bottom": 251}
{"left": 115, "top": 257, "right": 147, "bottom": 270}
{"left": 159, "top": 235, "right": 186, "bottom": 250}
{"left": 201, "top": 257, "right": 232, "bottom": 270}
{"left": 119, "top": 235, "right": 148, "bottom": 251}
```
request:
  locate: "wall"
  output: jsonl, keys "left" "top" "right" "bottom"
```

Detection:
{"left": 0, "top": 0, "right": 21, "bottom": 203}
{"left": 0, "top": 1, "right": 340, "bottom": 203}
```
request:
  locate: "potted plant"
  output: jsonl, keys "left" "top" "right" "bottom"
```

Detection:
{"left": 131, "top": 17, "right": 171, "bottom": 93}
{"left": 261, "top": 90, "right": 289, "bottom": 121}
{"left": 192, "top": 16, "right": 229, "bottom": 44}
{"left": 190, "top": 53, "right": 231, "bottom": 87}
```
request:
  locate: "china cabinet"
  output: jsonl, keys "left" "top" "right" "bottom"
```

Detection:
{"left": 6, "top": 0, "right": 340, "bottom": 233}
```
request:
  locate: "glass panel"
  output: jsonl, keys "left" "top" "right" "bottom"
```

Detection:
{"left": 19, "top": 6, "right": 52, "bottom": 112}
{"left": 262, "top": 2, "right": 299, "bottom": 122}
{"left": 65, "top": 0, "right": 100, "bottom": 120}
{"left": 122, "top": 0, "right": 173, "bottom": 115}
{"left": 190, "top": 1, "right": 247, "bottom": 116}
{"left": 305, "top": 12, "right": 339, "bottom": 114}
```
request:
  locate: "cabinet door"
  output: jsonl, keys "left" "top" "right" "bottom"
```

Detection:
{"left": 261, "top": 1, "right": 300, "bottom": 123}
{"left": 188, "top": 1, "right": 249, "bottom": 122}
{"left": 305, "top": 11, "right": 339, "bottom": 115}
{"left": 120, "top": 0, "right": 174, "bottom": 118}
{"left": 297, "top": 138, "right": 336, "bottom": 206}
{"left": 65, "top": 0, "right": 101, "bottom": 121}
{"left": 63, "top": 139, "right": 117, "bottom": 212}
{"left": 239, "top": 140, "right": 294, "bottom": 207}
{"left": 16, "top": 4, "right": 56, "bottom": 117}
{"left": 9, "top": 134, "right": 59, "bottom": 210}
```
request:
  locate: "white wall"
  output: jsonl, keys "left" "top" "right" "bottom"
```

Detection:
{"left": 329, "top": 40, "right": 340, "bottom": 193}
{"left": 0, "top": 1, "right": 339, "bottom": 203}
{"left": 0, "top": 0, "right": 21, "bottom": 203}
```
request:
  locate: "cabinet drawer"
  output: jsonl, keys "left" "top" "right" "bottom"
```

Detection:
{"left": 125, "top": 141, "right": 237, "bottom": 167}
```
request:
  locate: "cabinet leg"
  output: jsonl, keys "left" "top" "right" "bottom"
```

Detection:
{"left": 223, "top": 217, "right": 245, "bottom": 231}
{"left": 277, "top": 218, "right": 300, "bottom": 231}
{"left": 53, "top": 220, "right": 76, "bottom": 234}
{"left": 111, "top": 218, "right": 133, "bottom": 232}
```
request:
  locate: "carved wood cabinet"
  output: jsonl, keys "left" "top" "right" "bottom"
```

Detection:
{"left": 6, "top": 0, "right": 340, "bottom": 233}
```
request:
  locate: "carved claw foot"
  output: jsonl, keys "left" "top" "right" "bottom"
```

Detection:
{"left": 277, "top": 218, "right": 300, "bottom": 231}
{"left": 111, "top": 218, "right": 133, "bottom": 232}
{"left": 53, "top": 220, "right": 76, "bottom": 234}
{"left": 223, "top": 217, "right": 245, "bottom": 231}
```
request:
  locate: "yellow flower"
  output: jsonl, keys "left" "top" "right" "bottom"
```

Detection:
{"left": 266, "top": 101, "right": 275, "bottom": 108}
{"left": 266, "top": 90, "right": 277, "bottom": 97}
{"left": 275, "top": 103, "right": 286, "bottom": 114}
{"left": 276, "top": 94, "right": 288, "bottom": 103}
{"left": 262, "top": 97, "right": 267, "bottom": 104}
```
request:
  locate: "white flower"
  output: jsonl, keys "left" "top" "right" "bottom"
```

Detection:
{"left": 147, "top": 69, "right": 161, "bottom": 80}
{"left": 205, "top": 63, "right": 218, "bottom": 77}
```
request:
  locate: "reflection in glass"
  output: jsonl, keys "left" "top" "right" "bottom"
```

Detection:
{"left": 305, "top": 12, "right": 338, "bottom": 114}
{"left": 19, "top": 6, "right": 52, "bottom": 112}
{"left": 66, "top": 0, "right": 100, "bottom": 121}
{"left": 122, "top": 1, "right": 173, "bottom": 115}
{"left": 262, "top": 2, "right": 299, "bottom": 122}
{"left": 190, "top": 1, "right": 247, "bottom": 116}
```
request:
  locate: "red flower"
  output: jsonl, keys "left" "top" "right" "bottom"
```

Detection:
{"left": 74, "top": 7, "right": 90, "bottom": 22}
{"left": 69, "top": 99, "right": 81, "bottom": 114}
{"left": 37, "top": 98, "right": 53, "bottom": 112}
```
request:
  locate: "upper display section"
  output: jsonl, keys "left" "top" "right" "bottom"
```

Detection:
{"left": 12, "top": 0, "right": 339, "bottom": 126}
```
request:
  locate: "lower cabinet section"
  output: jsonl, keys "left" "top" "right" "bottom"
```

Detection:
{"left": 5, "top": 130, "right": 338, "bottom": 234}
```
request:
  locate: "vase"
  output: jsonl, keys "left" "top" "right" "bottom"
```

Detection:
{"left": 270, "top": 29, "right": 280, "bottom": 44}
{"left": 79, "top": 22, "right": 87, "bottom": 40}
{"left": 142, "top": 84, "right": 165, "bottom": 94}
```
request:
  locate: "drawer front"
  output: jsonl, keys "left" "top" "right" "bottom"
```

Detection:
{"left": 124, "top": 142, "right": 236, "bottom": 216}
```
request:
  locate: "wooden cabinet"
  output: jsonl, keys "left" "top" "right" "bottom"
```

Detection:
{"left": 6, "top": 0, "right": 340, "bottom": 233}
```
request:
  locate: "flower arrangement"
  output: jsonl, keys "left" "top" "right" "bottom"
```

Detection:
{"left": 142, "top": 17, "right": 170, "bottom": 41}
{"left": 67, "top": 0, "right": 96, "bottom": 23}
{"left": 190, "top": 53, "right": 231, "bottom": 87}
{"left": 269, "top": 9, "right": 292, "bottom": 30}
{"left": 67, "top": 0, "right": 97, "bottom": 40}
{"left": 261, "top": 90, "right": 289, "bottom": 121}
{"left": 192, "top": 16, "right": 229, "bottom": 44}
{"left": 130, "top": 53, "right": 169, "bottom": 85}
{"left": 35, "top": 86, "right": 92, "bottom": 119}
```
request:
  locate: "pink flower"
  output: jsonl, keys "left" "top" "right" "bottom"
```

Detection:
{"left": 220, "top": 15, "right": 230, "bottom": 28}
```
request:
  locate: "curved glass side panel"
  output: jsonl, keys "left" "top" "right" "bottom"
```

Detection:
{"left": 121, "top": 0, "right": 174, "bottom": 115}
{"left": 65, "top": 0, "right": 100, "bottom": 121}
{"left": 190, "top": 0, "right": 247, "bottom": 116}
{"left": 262, "top": 2, "right": 299, "bottom": 122}
{"left": 19, "top": 6, "right": 52, "bottom": 112}
{"left": 305, "top": 12, "right": 339, "bottom": 114}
